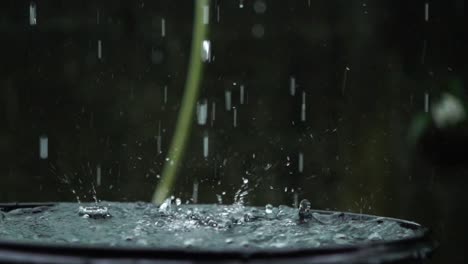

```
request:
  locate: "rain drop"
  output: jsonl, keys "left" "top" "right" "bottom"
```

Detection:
{"left": 96, "top": 164, "right": 102, "bottom": 186}
{"left": 192, "top": 181, "right": 199, "bottom": 203}
{"left": 252, "top": 24, "right": 265, "bottom": 38}
{"left": 203, "top": 5, "right": 210, "bottom": 25}
{"left": 201, "top": 40, "right": 211, "bottom": 62}
{"left": 289, "top": 76, "right": 296, "bottom": 96}
{"left": 301, "top": 91, "right": 306, "bottom": 122}
{"left": 233, "top": 107, "right": 238, "bottom": 127}
{"left": 39, "top": 135, "right": 48, "bottom": 159}
{"left": 161, "top": 18, "right": 166, "bottom": 37}
{"left": 341, "top": 67, "right": 350, "bottom": 95}
{"left": 163, "top": 85, "right": 168, "bottom": 104}
{"left": 424, "top": 3, "right": 429, "bottom": 22}
{"left": 240, "top": 85, "right": 245, "bottom": 104}
{"left": 254, "top": 0, "right": 267, "bottom": 14}
{"left": 424, "top": 91, "right": 430, "bottom": 113}
{"left": 203, "top": 134, "right": 209, "bottom": 158}
{"left": 29, "top": 2, "right": 37, "bottom": 26}
{"left": 211, "top": 101, "right": 216, "bottom": 126}
{"left": 225, "top": 90, "right": 232, "bottom": 111}
{"left": 298, "top": 152, "right": 304, "bottom": 173}
{"left": 97, "top": 40, "right": 102, "bottom": 60}
{"left": 197, "top": 99, "right": 208, "bottom": 125}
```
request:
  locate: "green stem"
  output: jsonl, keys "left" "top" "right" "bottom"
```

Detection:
{"left": 152, "top": 0, "right": 210, "bottom": 204}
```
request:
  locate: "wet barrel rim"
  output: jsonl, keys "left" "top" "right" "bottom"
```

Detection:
{"left": 0, "top": 203, "right": 437, "bottom": 263}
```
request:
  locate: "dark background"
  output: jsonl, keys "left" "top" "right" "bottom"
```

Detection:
{"left": 0, "top": 0, "right": 465, "bottom": 263}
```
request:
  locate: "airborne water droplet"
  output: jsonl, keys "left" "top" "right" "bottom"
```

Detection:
{"left": 201, "top": 40, "right": 211, "bottom": 62}
{"left": 39, "top": 135, "right": 48, "bottom": 159}
{"left": 29, "top": 2, "right": 37, "bottom": 25}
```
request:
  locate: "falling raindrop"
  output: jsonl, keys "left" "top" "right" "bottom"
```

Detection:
{"left": 233, "top": 107, "right": 238, "bottom": 127}
{"left": 240, "top": 85, "right": 245, "bottom": 105}
{"left": 421, "top": 40, "right": 427, "bottom": 65}
{"left": 239, "top": 0, "right": 244, "bottom": 8}
{"left": 29, "top": 2, "right": 37, "bottom": 26}
{"left": 251, "top": 24, "right": 265, "bottom": 38}
{"left": 253, "top": 0, "right": 267, "bottom": 14}
{"left": 201, "top": 40, "right": 211, "bottom": 62}
{"left": 203, "top": 134, "right": 209, "bottom": 158}
{"left": 424, "top": 92, "right": 430, "bottom": 113}
{"left": 293, "top": 193, "right": 299, "bottom": 208}
{"left": 161, "top": 18, "right": 166, "bottom": 37}
{"left": 39, "top": 135, "right": 48, "bottom": 159}
{"left": 289, "top": 76, "right": 296, "bottom": 96}
{"left": 301, "top": 91, "right": 306, "bottom": 122}
{"left": 225, "top": 90, "right": 232, "bottom": 111}
{"left": 97, "top": 40, "right": 102, "bottom": 60}
{"left": 96, "top": 9, "right": 100, "bottom": 24}
{"left": 216, "top": 4, "right": 220, "bottom": 22}
{"left": 96, "top": 164, "right": 102, "bottom": 186}
{"left": 203, "top": 5, "right": 210, "bottom": 25}
{"left": 192, "top": 181, "right": 199, "bottom": 203}
{"left": 424, "top": 3, "right": 429, "bottom": 22}
{"left": 298, "top": 152, "right": 304, "bottom": 173}
{"left": 163, "top": 85, "right": 168, "bottom": 104}
{"left": 341, "top": 67, "right": 350, "bottom": 95}
{"left": 151, "top": 48, "right": 164, "bottom": 64}
{"left": 197, "top": 99, "right": 208, "bottom": 125}
{"left": 156, "top": 121, "right": 163, "bottom": 155}
{"left": 211, "top": 101, "right": 216, "bottom": 126}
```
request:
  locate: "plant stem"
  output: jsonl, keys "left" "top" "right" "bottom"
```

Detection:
{"left": 152, "top": 0, "right": 210, "bottom": 204}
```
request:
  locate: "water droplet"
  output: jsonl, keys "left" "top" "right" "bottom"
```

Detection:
{"left": 424, "top": 91, "right": 430, "bottom": 113}
{"left": 211, "top": 101, "right": 216, "bottom": 126}
{"left": 243, "top": 178, "right": 249, "bottom": 184}
{"left": 252, "top": 24, "right": 265, "bottom": 38}
{"left": 29, "top": 2, "right": 37, "bottom": 25}
{"left": 265, "top": 204, "right": 273, "bottom": 214}
{"left": 192, "top": 181, "right": 199, "bottom": 203}
{"left": 196, "top": 99, "right": 208, "bottom": 125}
{"left": 203, "top": 5, "right": 210, "bottom": 25}
{"left": 159, "top": 198, "right": 172, "bottom": 213}
{"left": 39, "top": 135, "right": 48, "bottom": 159}
{"left": 289, "top": 76, "right": 296, "bottom": 96}
{"left": 424, "top": 3, "right": 429, "bottom": 22}
{"left": 151, "top": 48, "right": 164, "bottom": 64}
{"left": 161, "top": 18, "right": 166, "bottom": 37}
{"left": 175, "top": 198, "right": 182, "bottom": 206}
{"left": 96, "top": 165, "right": 101, "bottom": 186}
{"left": 253, "top": 0, "right": 267, "bottom": 14}
{"left": 203, "top": 134, "right": 209, "bottom": 158}
{"left": 239, "top": 85, "right": 245, "bottom": 104}
{"left": 97, "top": 40, "right": 102, "bottom": 60}
{"left": 225, "top": 90, "right": 232, "bottom": 110}
{"left": 201, "top": 40, "right": 211, "bottom": 62}
{"left": 298, "top": 152, "right": 304, "bottom": 173}
{"left": 299, "top": 199, "right": 311, "bottom": 220}
{"left": 233, "top": 107, "right": 238, "bottom": 127}
{"left": 301, "top": 91, "right": 306, "bottom": 122}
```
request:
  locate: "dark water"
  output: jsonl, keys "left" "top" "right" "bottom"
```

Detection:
{"left": 0, "top": 202, "right": 420, "bottom": 250}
